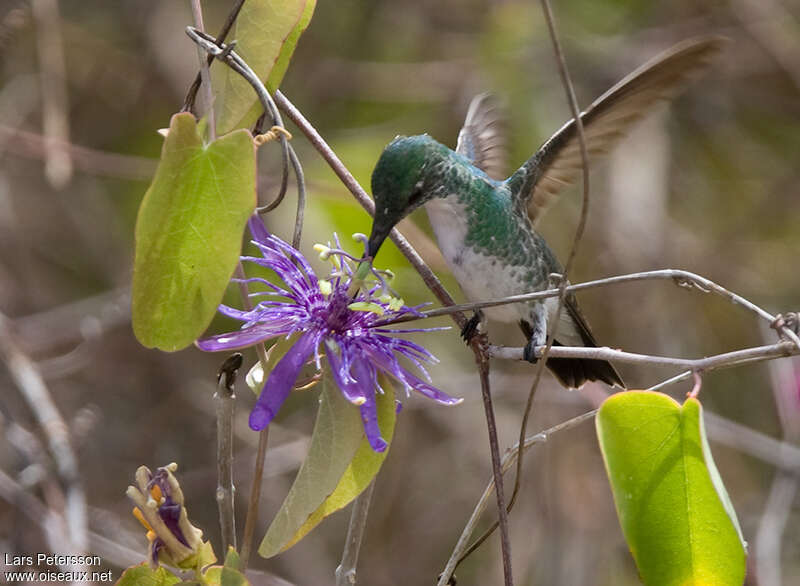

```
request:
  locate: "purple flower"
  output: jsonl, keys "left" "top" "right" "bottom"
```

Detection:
{"left": 197, "top": 216, "right": 461, "bottom": 452}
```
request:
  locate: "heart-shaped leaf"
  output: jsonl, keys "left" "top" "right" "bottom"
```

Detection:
{"left": 596, "top": 391, "right": 747, "bottom": 586}
{"left": 132, "top": 113, "right": 255, "bottom": 351}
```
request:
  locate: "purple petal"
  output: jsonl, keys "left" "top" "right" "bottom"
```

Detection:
{"left": 249, "top": 332, "right": 317, "bottom": 430}
{"left": 196, "top": 323, "right": 290, "bottom": 351}
{"left": 248, "top": 214, "right": 271, "bottom": 245}
{"left": 325, "top": 340, "right": 366, "bottom": 404}
{"left": 398, "top": 367, "right": 462, "bottom": 405}
{"left": 353, "top": 359, "right": 387, "bottom": 452}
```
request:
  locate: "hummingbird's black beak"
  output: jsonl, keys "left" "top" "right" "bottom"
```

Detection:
{"left": 365, "top": 224, "right": 391, "bottom": 261}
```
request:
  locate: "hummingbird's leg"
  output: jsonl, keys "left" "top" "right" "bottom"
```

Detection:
{"left": 460, "top": 309, "right": 485, "bottom": 344}
{"left": 520, "top": 304, "right": 547, "bottom": 363}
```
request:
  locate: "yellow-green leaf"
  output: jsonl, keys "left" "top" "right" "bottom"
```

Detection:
{"left": 115, "top": 564, "right": 180, "bottom": 586}
{"left": 132, "top": 113, "right": 255, "bottom": 351}
{"left": 596, "top": 391, "right": 747, "bottom": 586}
{"left": 213, "top": 0, "right": 316, "bottom": 134}
{"left": 282, "top": 375, "right": 396, "bottom": 551}
{"left": 258, "top": 370, "right": 364, "bottom": 557}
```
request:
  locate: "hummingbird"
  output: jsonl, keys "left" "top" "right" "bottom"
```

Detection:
{"left": 364, "top": 37, "right": 725, "bottom": 389}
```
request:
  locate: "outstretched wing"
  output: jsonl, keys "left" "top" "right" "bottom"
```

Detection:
{"left": 455, "top": 93, "right": 508, "bottom": 180}
{"left": 507, "top": 36, "right": 727, "bottom": 225}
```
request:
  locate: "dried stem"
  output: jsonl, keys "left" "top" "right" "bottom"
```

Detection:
{"left": 373, "top": 269, "right": 800, "bottom": 350}
{"left": 335, "top": 480, "right": 376, "bottom": 585}
{"left": 0, "top": 312, "right": 88, "bottom": 575}
{"left": 233, "top": 261, "right": 272, "bottom": 570}
{"left": 182, "top": 0, "right": 247, "bottom": 114}
{"left": 216, "top": 353, "right": 242, "bottom": 552}
{"left": 31, "top": 0, "right": 72, "bottom": 188}
{"left": 189, "top": 0, "right": 216, "bottom": 141}
{"left": 274, "top": 89, "right": 513, "bottom": 585}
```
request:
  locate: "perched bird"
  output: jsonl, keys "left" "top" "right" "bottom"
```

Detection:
{"left": 365, "top": 37, "right": 725, "bottom": 389}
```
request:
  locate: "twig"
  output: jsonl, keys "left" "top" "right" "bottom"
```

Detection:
{"left": 216, "top": 353, "right": 242, "bottom": 553}
{"left": 182, "top": 0, "right": 247, "bottom": 114}
{"left": 754, "top": 322, "right": 800, "bottom": 586}
{"left": 490, "top": 340, "right": 797, "bottom": 370}
{"left": 273, "top": 89, "right": 514, "bottom": 584}
{"left": 476, "top": 349, "right": 513, "bottom": 585}
{"left": 372, "top": 269, "right": 800, "bottom": 349}
{"left": 0, "top": 312, "right": 88, "bottom": 578}
{"left": 335, "top": 480, "right": 376, "bottom": 585}
{"left": 233, "top": 261, "right": 273, "bottom": 570}
{"left": 437, "top": 410, "right": 597, "bottom": 585}
{"left": 0, "top": 125, "right": 157, "bottom": 181}
{"left": 189, "top": 0, "right": 216, "bottom": 140}
{"left": 31, "top": 0, "right": 72, "bottom": 188}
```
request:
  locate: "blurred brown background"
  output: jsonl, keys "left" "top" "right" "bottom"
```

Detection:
{"left": 1, "top": 0, "right": 799, "bottom": 584}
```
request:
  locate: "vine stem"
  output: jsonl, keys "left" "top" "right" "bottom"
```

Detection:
{"left": 188, "top": 0, "right": 216, "bottom": 141}
{"left": 216, "top": 353, "right": 242, "bottom": 553}
{"left": 335, "top": 480, "right": 376, "bottom": 585}
{"left": 274, "top": 89, "right": 513, "bottom": 586}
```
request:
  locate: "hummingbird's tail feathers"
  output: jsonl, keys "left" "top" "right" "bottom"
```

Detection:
{"left": 456, "top": 93, "right": 509, "bottom": 180}
{"left": 520, "top": 296, "right": 626, "bottom": 389}
{"left": 506, "top": 35, "right": 728, "bottom": 227}
{"left": 546, "top": 348, "right": 626, "bottom": 390}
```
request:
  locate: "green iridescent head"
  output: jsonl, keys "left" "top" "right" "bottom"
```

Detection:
{"left": 366, "top": 134, "right": 446, "bottom": 259}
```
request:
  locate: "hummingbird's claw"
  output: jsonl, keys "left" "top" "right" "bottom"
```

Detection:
{"left": 523, "top": 338, "right": 539, "bottom": 364}
{"left": 460, "top": 310, "right": 484, "bottom": 344}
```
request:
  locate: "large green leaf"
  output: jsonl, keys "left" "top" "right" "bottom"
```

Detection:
{"left": 281, "top": 374, "right": 396, "bottom": 551}
{"left": 596, "top": 391, "right": 747, "bottom": 586}
{"left": 132, "top": 113, "right": 255, "bottom": 351}
{"left": 259, "top": 370, "right": 368, "bottom": 558}
{"left": 213, "top": 0, "right": 316, "bottom": 135}
{"left": 115, "top": 564, "right": 180, "bottom": 586}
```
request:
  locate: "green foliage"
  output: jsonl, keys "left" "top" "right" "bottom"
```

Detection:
{"left": 283, "top": 374, "right": 396, "bottom": 550}
{"left": 259, "top": 369, "right": 395, "bottom": 557}
{"left": 213, "top": 0, "right": 317, "bottom": 135}
{"left": 596, "top": 391, "right": 747, "bottom": 586}
{"left": 132, "top": 113, "right": 255, "bottom": 351}
{"left": 115, "top": 564, "right": 181, "bottom": 586}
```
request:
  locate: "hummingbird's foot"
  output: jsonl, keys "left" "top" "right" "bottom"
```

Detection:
{"left": 460, "top": 310, "right": 485, "bottom": 344}
{"left": 523, "top": 338, "right": 540, "bottom": 363}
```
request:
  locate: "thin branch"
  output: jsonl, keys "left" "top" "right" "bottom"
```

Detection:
{"left": 234, "top": 261, "right": 273, "bottom": 570}
{"left": 182, "top": 0, "right": 247, "bottom": 114}
{"left": 0, "top": 312, "right": 88, "bottom": 574}
{"left": 372, "top": 269, "right": 800, "bottom": 350}
{"left": 490, "top": 340, "right": 797, "bottom": 370}
{"left": 335, "top": 480, "right": 376, "bottom": 585}
{"left": 0, "top": 125, "right": 157, "bottom": 181}
{"left": 437, "top": 410, "right": 597, "bottom": 585}
{"left": 216, "top": 353, "right": 242, "bottom": 553}
{"left": 31, "top": 0, "right": 72, "bottom": 188}
{"left": 189, "top": 0, "right": 216, "bottom": 141}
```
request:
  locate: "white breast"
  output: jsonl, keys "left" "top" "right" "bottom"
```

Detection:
{"left": 424, "top": 196, "right": 522, "bottom": 324}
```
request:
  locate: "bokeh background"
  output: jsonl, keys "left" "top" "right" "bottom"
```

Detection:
{"left": 1, "top": 0, "right": 799, "bottom": 584}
